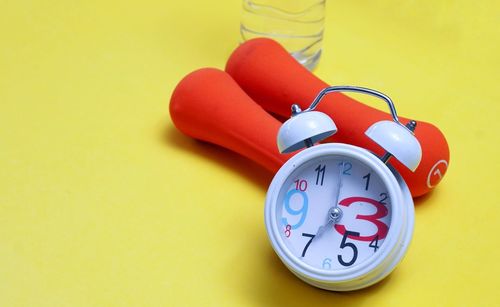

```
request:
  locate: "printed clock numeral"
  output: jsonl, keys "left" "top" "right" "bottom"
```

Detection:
{"left": 338, "top": 231, "right": 360, "bottom": 266}
{"left": 340, "top": 162, "right": 352, "bottom": 175}
{"left": 284, "top": 224, "right": 292, "bottom": 238}
{"left": 335, "top": 197, "right": 389, "bottom": 241}
{"left": 363, "top": 173, "right": 371, "bottom": 190}
{"left": 379, "top": 193, "right": 388, "bottom": 205}
{"left": 322, "top": 258, "right": 332, "bottom": 269}
{"left": 369, "top": 235, "right": 380, "bottom": 252}
{"left": 281, "top": 190, "right": 309, "bottom": 229}
{"left": 294, "top": 179, "right": 308, "bottom": 191}
{"left": 301, "top": 233, "right": 315, "bottom": 257}
{"left": 315, "top": 164, "right": 326, "bottom": 185}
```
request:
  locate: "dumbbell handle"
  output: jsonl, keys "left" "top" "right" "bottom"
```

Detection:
{"left": 226, "top": 38, "right": 450, "bottom": 197}
{"left": 170, "top": 68, "right": 291, "bottom": 173}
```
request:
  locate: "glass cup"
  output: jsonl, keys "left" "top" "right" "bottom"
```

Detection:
{"left": 240, "top": 0, "right": 326, "bottom": 70}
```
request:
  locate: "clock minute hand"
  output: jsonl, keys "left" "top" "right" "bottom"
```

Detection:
{"left": 332, "top": 161, "right": 344, "bottom": 211}
{"left": 314, "top": 161, "right": 344, "bottom": 238}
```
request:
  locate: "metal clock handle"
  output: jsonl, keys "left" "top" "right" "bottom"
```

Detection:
{"left": 296, "top": 85, "right": 422, "bottom": 171}
{"left": 303, "top": 86, "right": 411, "bottom": 132}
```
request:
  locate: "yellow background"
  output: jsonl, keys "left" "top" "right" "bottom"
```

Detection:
{"left": 0, "top": 0, "right": 499, "bottom": 306}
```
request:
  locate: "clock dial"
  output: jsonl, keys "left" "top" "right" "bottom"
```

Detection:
{"left": 276, "top": 156, "right": 392, "bottom": 271}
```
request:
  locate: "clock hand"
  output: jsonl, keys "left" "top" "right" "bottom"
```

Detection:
{"left": 314, "top": 162, "right": 344, "bottom": 238}
{"left": 332, "top": 161, "right": 344, "bottom": 211}
{"left": 314, "top": 220, "right": 333, "bottom": 238}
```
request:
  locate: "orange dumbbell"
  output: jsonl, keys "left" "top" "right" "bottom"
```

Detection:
{"left": 170, "top": 68, "right": 293, "bottom": 172}
{"left": 226, "top": 38, "right": 449, "bottom": 197}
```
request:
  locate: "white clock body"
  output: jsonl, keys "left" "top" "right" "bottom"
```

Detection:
{"left": 264, "top": 143, "right": 414, "bottom": 291}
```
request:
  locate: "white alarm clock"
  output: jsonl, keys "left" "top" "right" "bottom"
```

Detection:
{"left": 264, "top": 86, "right": 422, "bottom": 291}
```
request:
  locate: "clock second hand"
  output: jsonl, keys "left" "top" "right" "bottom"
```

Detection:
{"left": 315, "top": 161, "right": 344, "bottom": 238}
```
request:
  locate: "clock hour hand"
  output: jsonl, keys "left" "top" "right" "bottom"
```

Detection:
{"left": 315, "top": 221, "right": 331, "bottom": 238}
{"left": 314, "top": 162, "right": 345, "bottom": 238}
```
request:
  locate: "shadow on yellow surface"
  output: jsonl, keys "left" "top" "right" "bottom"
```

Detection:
{"left": 164, "top": 126, "right": 274, "bottom": 191}
{"left": 252, "top": 249, "right": 395, "bottom": 306}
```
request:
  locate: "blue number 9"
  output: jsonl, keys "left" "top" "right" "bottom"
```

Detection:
{"left": 281, "top": 190, "right": 308, "bottom": 229}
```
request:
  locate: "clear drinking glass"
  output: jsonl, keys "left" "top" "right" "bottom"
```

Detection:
{"left": 240, "top": 0, "right": 326, "bottom": 70}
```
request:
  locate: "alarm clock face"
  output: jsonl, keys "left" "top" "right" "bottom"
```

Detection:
{"left": 265, "top": 144, "right": 405, "bottom": 279}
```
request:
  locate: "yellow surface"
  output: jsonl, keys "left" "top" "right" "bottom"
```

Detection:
{"left": 0, "top": 0, "right": 498, "bottom": 306}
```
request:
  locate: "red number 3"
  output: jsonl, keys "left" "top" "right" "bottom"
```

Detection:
{"left": 334, "top": 197, "right": 388, "bottom": 242}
